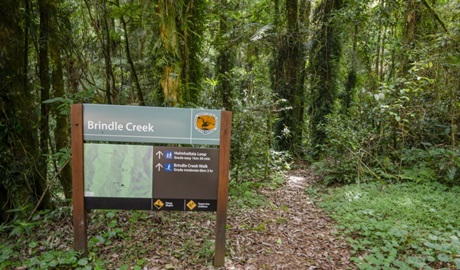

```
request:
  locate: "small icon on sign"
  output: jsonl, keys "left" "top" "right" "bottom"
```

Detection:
{"left": 156, "top": 151, "right": 164, "bottom": 159}
{"left": 164, "top": 163, "right": 173, "bottom": 172}
{"left": 155, "top": 163, "right": 163, "bottom": 171}
{"left": 165, "top": 151, "right": 173, "bottom": 159}
{"left": 154, "top": 199, "right": 164, "bottom": 209}
{"left": 194, "top": 113, "right": 218, "bottom": 135}
{"left": 186, "top": 200, "right": 197, "bottom": 210}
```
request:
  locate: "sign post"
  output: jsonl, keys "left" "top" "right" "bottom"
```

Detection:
{"left": 214, "top": 111, "right": 232, "bottom": 266}
{"left": 71, "top": 104, "right": 88, "bottom": 256}
{"left": 71, "top": 104, "right": 231, "bottom": 266}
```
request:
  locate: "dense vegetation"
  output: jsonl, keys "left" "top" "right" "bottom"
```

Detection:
{"left": 1, "top": 0, "right": 459, "bottom": 268}
{"left": 309, "top": 182, "right": 460, "bottom": 268}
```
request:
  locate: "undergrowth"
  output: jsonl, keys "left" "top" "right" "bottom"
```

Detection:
{"left": 315, "top": 181, "right": 460, "bottom": 269}
{"left": 0, "top": 170, "right": 286, "bottom": 269}
{"left": 0, "top": 208, "right": 218, "bottom": 269}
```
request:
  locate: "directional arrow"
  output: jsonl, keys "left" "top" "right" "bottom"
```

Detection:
{"left": 156, "top": 151, "right": 164, "bottom": 159}
{"left": 155, "top": 163, "right": 163, "bottom": 171}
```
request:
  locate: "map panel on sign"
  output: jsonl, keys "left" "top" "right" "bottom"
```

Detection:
{"left": 84, "top": 143, "right": 153, "bottom": 198}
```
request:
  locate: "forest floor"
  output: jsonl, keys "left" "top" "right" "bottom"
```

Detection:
{"left": 126, "top": 168, "right": 356, "bottom": 269}
{"left": 219, "top": 168, "right": 355, "bottom": 269}
{"left": 2, "top": 169, "right": 356, "bottom": 269}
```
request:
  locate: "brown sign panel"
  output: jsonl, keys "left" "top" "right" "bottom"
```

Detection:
{"left": 153, "top": 146, "right": 219, "bottom": 201}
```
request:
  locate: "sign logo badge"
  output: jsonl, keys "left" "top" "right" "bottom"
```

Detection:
{"left": 186, "top": 200, "right": 197, "bottom": 210}
{"left": 194, "top": 113, "right": 218, "bottom": 135}
{"left": 154, "top": 199, "right": 164, "bottom": 210}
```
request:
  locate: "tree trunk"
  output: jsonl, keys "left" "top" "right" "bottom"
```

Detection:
{"left": 180, "top": 0, "right": 205, "bottom": 105}
{"left": 343, "top": 23, "right": 358, "bottom": 112}
{"left": 83, "top": 0, "right": 116, "bottom": 103}
{"left": 0, "top": 0, "right": 39, "bottom": 222}
{"left": 282, "top": 0, "right": 300, "bottom": 152}
{"left": 273, "top": 0, "right": 310, "bottom": 156}
{"left": 400, "top": 0, "right": 421, "bottom": 76}
{"left": 37, "top": 0, "right": 53, "bottom": 209}
{"left": 102, "top": 0, "right": 117, "bottom": 104}
{"left": 217, "top": 0, "right": 233, "bottom": 111}
{"left": 119, "top": 3, "right": 145, "bottom": 106}
{"left": 158, "top": 0, "right": 181, "bottom": 106}
{"left": 309, "top": 0, "right": 343, "bottom": 158}
{"left": 49, "top": 0, "right": 72, "bottom": 200}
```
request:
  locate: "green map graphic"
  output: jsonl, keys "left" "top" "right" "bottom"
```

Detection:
{"left": 84, "top": 144, "right": 153, "bottom": 198}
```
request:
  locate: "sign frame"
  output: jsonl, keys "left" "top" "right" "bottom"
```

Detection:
{"left": 71, "top": 104, "right": 231, "bottom": 267}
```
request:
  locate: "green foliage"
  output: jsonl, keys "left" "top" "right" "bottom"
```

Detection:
{"left": 0, "top": 207, "right": 95, "bottom": 269}
{"left": 318, "top": 181, "right": 460, "bottom": 269}
{"left": 42, "top": 97, "right": 73, "bottom": 115}
{"left": 229, "top": 181, "right": 267, "bottom": 208}
{"left": 314, "top": 66, "right": 460, "bottom": 185}
{"left": 400, "top": 146, "right": 459, "bottom": 185}
{"left": 228, "top": 171, "right": 285, "bottom": 209}
{"left": 312, "top": 107, "right": 382, "bottom": 185}
{"left": 308, "top": 0, "right": 345, "bottom": 154}
{"left": 309, "top": 0, "right": 460, "bottom": 188}
{"left": 23, "top": 250, "right": 82, "bottom": 270}
{"left": 0, "top": 245, "right": 16, "bottom": 269}
{"left": 202, "top": 61, "right": 291, "bottom": 183}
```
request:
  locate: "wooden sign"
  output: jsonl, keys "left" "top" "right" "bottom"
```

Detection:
{"left": 71, "top": 104, "right": 231, "bottom": 267}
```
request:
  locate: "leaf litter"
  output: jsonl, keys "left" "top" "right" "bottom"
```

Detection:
{"left": 2, "top": 169, "right": 355, "bottom": 269}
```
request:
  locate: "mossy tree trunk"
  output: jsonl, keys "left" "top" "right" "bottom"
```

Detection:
{"left": 37, "top": 0, "right": 53, "bottom": 209}
{"left": 308, "top": 0, "right": 343, "bottom": 158}
{"left": 179, "top": 0, "right": 205, "bottom": 106}
{"left": 158, "top": 0, "right": 182, "bottom": 107}
{"left": 273, "top": 0, "right": 311, "bottom": 156}
{"left": 49, "top": 0, "right": 72, "bottom": 200}
{"left": 217, "top": 0, "right": 234, "bottom": 111}
{"left": 0, "top": 0, "right": 40, "bottom": 221}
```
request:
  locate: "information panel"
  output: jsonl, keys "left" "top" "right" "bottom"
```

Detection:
{"left": 152, "top": 146, "right": 219, "bottom": 211}
{"left": 83, "top": 144, "right": 219, "bottom": 211}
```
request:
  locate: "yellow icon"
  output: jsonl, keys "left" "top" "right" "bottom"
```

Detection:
{"left": 186, "top": 200, "right": 197, "bottom": 210}
{"left": 196, "top": 115, "right": 216, "bottom": 130}
{"left": 154, "top": 199, "right": 164, "bottom": 210}
{"left": 194, "top": 113, "right": 218, "bottom": 135}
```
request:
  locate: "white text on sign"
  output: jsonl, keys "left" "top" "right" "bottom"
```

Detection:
{"left": 87, "top": 121, "right": 154, "bottom": 132}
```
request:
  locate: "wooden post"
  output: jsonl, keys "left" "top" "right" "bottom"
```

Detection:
{"left": 71, "top": 104, "right": 88, "bottom": 256}
{"left": 214, "top": 111, "right": 232, "bottom": 267}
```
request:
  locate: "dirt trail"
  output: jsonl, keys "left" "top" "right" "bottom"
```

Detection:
{"left": 224, "top": 169, "right": 355, "bottom": 269}
{"left": 3, "top": 169, "right": 354, "bottom": 269}
{"left": 81, "top": 169, "right": 355, "bottom": 269}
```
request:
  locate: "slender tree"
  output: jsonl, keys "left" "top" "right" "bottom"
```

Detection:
{"left": 158, "top": 0, "right": 181, "bottom": 106}
{"left": 49, "top": 0, "right": 72, "bottom": 200}
{"left": 37, "top": 0, "right": 53, "bottom": 208}
{"left": 118, "top": 0, "right": 145, "bottom": 105}
{"left": 308, "top": 0, "right": 343, "bottom": 157}
{"left": 83, "top": 0, "right": 118, "bottom": 104}
{"left": 273, "top": 0, "right": 310, "bottom": 155}
{"left": 179, "top": 0, "right": 205, "bottom": 106}
{"left": 216, "top": 0, "right": 234, "bottom": 111}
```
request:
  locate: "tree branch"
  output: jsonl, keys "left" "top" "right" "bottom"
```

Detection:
{"left": 421, "top": 0, "right": 448, "bottom": 33}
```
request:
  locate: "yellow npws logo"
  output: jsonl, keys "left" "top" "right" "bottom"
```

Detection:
{"left": 194, "top": 113, "right": 218, "bottom": 135}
